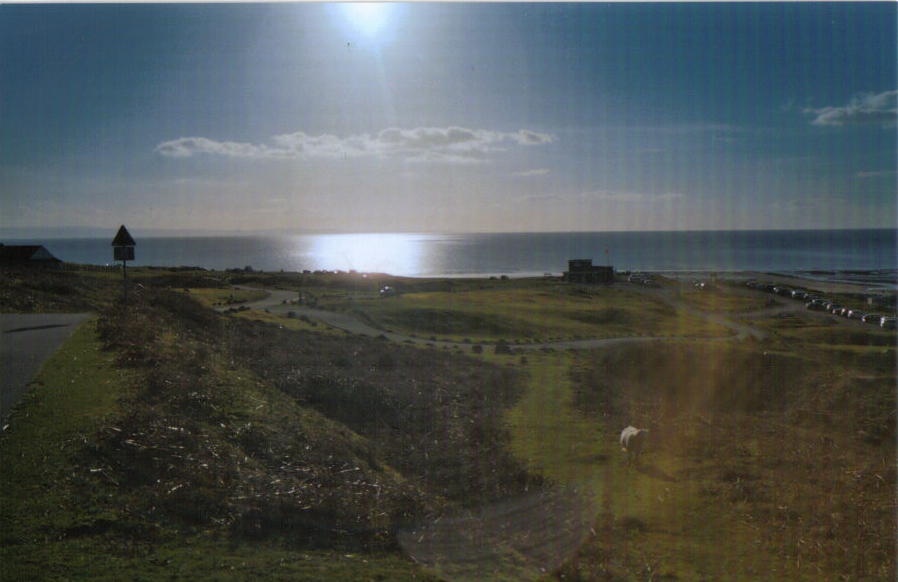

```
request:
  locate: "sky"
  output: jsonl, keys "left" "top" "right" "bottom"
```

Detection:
{"left": 1, "top": 2, "right": 896, "bottom": 236}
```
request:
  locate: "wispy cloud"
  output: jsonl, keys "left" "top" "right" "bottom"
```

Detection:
{"left": 516, "top": 190, "right": 683, "bottom": 204}
{"left": 156, "top": 127, "right": 555, "bottom": 163}
{"left": 513, "top": 168, "right": 551, "bottom": 177}
{"left": 856, "top": 170, "right": 897, "bottom": 179}
{"left": 580, "top": 190, "right": 684, "bottom": 203}
{"left": 805, "top": 90, "right": 897, "bottom": 127}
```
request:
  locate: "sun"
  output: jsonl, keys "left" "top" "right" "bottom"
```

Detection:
{"left": 341, "top": 2, "right": 393, "bottom": 39}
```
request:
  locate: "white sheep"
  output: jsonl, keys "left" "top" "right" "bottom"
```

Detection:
{"left": 620, "top": 425, "right": 649, "bottom": 465}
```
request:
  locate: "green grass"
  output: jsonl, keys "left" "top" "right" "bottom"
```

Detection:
{"left": 186, "top": 287, "right": 269, "bottom": 308}
{"left": 336, "top": 283, "right": 730, "bottom": 343}
{"left": 0, "top": 294, "right": 443, "bottom": 580}
{"left": 504, "top": 351, "right": 753, "bottom": 579}
{"left": 0, "top": 319, "right": 137, "bottom": 554}
{"left": 679, "top": 288, "right": 772, "bottom": 312}
{"left": 505, "top": 339, "right": 895, "bottom": 580}
{"left": 2, "top": 272, "right": 894, "bottom": 580}
{"left": 231, "top": 308, "right": 345, "bottom": 335}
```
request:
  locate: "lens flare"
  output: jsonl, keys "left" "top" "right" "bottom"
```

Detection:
{"left": 341, "top": 2, "right": 393, "bottom": 38}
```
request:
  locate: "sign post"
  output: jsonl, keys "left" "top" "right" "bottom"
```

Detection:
{"left": 112, "top": 225, "right": 136, "bottom": 303}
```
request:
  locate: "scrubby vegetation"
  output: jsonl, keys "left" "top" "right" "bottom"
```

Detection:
{"left": 1, "top": 266, "right": 894, "bottom": 579}
{"left": 1, "top": 272, "right": 537, "bottom": 578}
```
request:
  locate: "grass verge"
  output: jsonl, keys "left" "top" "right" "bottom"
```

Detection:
{"left": 0, "top": 319, "right": 139, "bottom": 576}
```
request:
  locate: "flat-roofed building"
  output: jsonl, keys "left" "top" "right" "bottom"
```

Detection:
{"left": 564, "top": 259, "right": 613, "bottom": 284}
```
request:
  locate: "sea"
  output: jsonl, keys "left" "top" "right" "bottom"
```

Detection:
{"left": 6, "top": 229, "right": 897, "bottom": 288}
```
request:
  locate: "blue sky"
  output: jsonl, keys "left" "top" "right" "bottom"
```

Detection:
{"left": 1, "top": 2, "right": 895, "bottom": 235}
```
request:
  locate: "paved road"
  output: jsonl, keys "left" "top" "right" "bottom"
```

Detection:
{"left": 1, "top": 313, "right": 92, "bottom": 425}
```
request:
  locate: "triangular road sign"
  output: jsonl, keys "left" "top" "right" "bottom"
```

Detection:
{"left": 111, "top": 225, "right": 136, "bottom": 247}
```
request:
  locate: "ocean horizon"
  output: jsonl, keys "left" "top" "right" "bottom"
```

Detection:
{"left": 4, "top": 229, "right": 896, "bottom": 285}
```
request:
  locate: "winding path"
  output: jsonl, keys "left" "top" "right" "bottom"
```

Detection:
{"left": 223, "top": 285, "right": 770, "bottom": 352}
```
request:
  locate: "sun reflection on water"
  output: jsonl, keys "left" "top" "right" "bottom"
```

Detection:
{"left": 305, "top": 233, "right": 427, "bottom": 276}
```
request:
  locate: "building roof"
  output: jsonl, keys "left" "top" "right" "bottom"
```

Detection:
{"left": 0, "top": 244, "right": 61, "bottom": 263}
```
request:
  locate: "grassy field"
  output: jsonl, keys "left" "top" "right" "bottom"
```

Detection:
{"left": 319, "top": 282, "right": 732, "bottom": 344}
{"left": 185, "top": 287, "right": 270, "bottom": 308}
{"left": 507, "top": 343, "right": 894, "bottom": 579}
{"left": 0, "top": 266, "right": 894, "bottom": 580}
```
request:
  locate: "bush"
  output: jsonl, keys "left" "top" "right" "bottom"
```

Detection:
{"left": 494, "top": 341, "right": 513, "bottom": 355}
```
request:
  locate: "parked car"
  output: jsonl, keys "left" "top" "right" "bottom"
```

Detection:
{"left": 847, "top": 310, "right": 866, "bottom": 320}
{"left": 773, "top": 286, "right": 793, "bottom": 297}
{"left": 806, "top": 299, "right": 828, "bottom": 311}
{"left": 880, "top": 317, "right": 896, "bottom": 330}
{"left": 829, "top": 304, "right": 844, "bottom": 315}
{"left": 862, "top": 313, "right": 883, "bottom": 324}
{"left": 791, "top": 290, "right": 808, "bottom": 300}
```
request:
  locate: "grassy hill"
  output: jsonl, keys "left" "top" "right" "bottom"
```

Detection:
{"left": 0, "top": 267, "right": 894, "bottom": 579}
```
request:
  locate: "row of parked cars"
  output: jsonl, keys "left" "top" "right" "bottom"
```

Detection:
{"left": 745, "top": 280, "right": 896, "bottom": 330}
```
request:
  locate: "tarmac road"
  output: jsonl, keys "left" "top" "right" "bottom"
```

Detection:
{"left": 0, "top": 313, "right": 92, "bottom": 425}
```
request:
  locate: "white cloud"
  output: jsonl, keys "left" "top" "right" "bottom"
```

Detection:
{"left": 513, "top": 168, "right": 551, "bottom": 177}
{"left": 156, "top": 126, "right": 556, "bottom": 163}
{"left": 510, "top": 129, "right": 555, "bottom": 146}
{"left": 154, "top": 137, "right": 283, "bottom": 159}
{"left": 805, "top": 90, "right": 897, "bottom": 127}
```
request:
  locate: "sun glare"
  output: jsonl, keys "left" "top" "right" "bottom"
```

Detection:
{"left": 307, "top": 233, "right": 424, "bottom": 275}
{"left": 341, "top": 2, "right": 393, "bottom": 39}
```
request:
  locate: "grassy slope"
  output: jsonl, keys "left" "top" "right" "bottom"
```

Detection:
{"left": 1, "top": 269, "right": 894, "bottom": 580}
{"left": 506, "top": 336, "right": 895, "bottom": 579}
{"left": 0, "top": 287, "right": 441, "bottom": 579}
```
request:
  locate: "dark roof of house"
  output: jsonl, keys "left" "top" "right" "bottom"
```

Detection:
{"left": 0, "top": 244, "right": 61, "bottom": 263}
